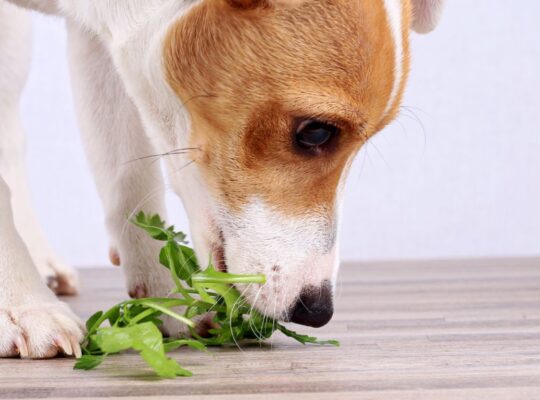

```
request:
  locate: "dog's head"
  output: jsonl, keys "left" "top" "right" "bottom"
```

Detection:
{"left": 153, "top": 0, "right": 443, "bottom": 327}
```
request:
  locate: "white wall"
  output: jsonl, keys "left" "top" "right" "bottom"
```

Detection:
{"left": 20, "top": 0, "right": 540, "bottom": 267}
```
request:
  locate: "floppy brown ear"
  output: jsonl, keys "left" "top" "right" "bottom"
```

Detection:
{"left": 225, "top": 0, "right": 304, "bottom": 9}
{"left": 410, "top": 0, "right": 445, "bottom": 33}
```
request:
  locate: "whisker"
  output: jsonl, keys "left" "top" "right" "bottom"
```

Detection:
{"left": 366, "top": 139, "right": 391, "bottom": 171}
{"left": 248, "top": 285, "right": 266, "bottom": 341}
{"left": 260, "top": 296, "right": 271, "bottom": 344}
{"left": 297, "top": 296, "right": 312, "bottom": 314}
{"left": 124, "top": 147, "right": 200, "bottom": 165}
{"left": 171, "top": 160, "right": 196, "bottom": 177}
{"left": 269, "top": 284, "right": 279, "bottom": 350}
{"left": 354, "top": 145, "right": 369, "bottom": 185}
{"left": 120, "top": 183, "right": 172, "bottom": 239}
{"left": 399, "top": 105, "right": 428, "bottom": 155}
{"left": 278, "top": 282, "right": 288, "bottom": 326}
{"left": 227, "top": 283, "right": 252, "bottom": 351}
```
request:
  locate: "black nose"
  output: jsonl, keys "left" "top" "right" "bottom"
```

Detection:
{"left": 289, "top": 282, "right": 334, "bottom": 328}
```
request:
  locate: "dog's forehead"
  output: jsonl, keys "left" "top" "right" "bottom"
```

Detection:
{"left": 165, "top": 0, "right": 408, "bottom": 123}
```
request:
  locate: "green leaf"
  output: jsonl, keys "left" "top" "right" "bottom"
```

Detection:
{"left": 74, "top": 355, "right": 105, "bottom": 371}
{"left": 132, "top": 212, "right": 172, "bottom": 241}
{"left": 164, "top": 339, "right": 208, "bottom": 353}
{"left": 106, "top": 306, "right": 121, "bottom": 327}
{"left": 174, "top": 232, "right": 187, "bottom": 243}
{"left": 85, "top": 311, "right": 103, "bottom": 332}
{"left": 179, "top": 245, "right": 199, "bottom": 274}
{"left": 159, "top": 241, "right": 198, "bottom": 283}
{"left": 139, "top": 345, "right": 192, "bottom": 378}
{"left": 277, "top": 324, "right": 340, "bottom": 346}
{"left": 96, "top": 323, "right": 164, "bottom": 354}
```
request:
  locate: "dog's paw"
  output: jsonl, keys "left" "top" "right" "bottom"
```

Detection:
{"left": 0, "top": 302, "right": 84, "bottom": 359}
{"left": 35, "top": 256, "right": 79, "bottom": 296}
{"left": 109, "top": 246, "right": 121, "bottom": 267}
{"left": 160, "top": 315, "right": 190, "bottom": 338}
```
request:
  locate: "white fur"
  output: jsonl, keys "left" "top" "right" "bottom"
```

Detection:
{"left": 382, "top": 0, "right": 404, "bottom": 119}
{"left": 8, "top": 0, "right": 58, "bottom": 14}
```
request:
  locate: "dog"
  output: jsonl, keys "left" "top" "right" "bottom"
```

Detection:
{"left": 0, "top": 0, "right": 444, "bottom": 359}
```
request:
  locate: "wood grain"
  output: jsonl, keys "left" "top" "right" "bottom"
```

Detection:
{"left": 1, "top": 258, "right": 540, "bottom": 399}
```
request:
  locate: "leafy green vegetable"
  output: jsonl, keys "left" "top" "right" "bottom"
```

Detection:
{"left": 75, "top": 212, "right": 339, "bottom": 378}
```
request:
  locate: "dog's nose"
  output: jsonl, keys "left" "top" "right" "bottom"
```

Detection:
{"left": 289, "top": 282, "right": 334, "bottom": 328}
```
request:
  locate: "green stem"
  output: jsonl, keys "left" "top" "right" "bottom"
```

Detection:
{"left": 192, "top": 274, "right": 266, "bottom": 285}
{"left": 143, "top": 302, "right": 196, "bottom": 328}
{"left": 165, "top": 242, "right": 183, "bottom": 290}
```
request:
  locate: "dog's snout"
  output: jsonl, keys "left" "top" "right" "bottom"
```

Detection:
{"left": 289, "top": 282, "right": 334, "bottom": 328}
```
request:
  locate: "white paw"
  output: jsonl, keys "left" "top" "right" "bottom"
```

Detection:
{"left": 160, "top": 314, "right": 190, "bottom": 338}
{"left": 0, "top": 302, "right": 85, "bottom": 359}
{"left": 34, "top": 256, "right": 80, "bottom": 296}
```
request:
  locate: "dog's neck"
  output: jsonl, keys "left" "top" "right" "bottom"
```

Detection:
{"left": 60, "top": 0, "right": 196, "bottom": 43}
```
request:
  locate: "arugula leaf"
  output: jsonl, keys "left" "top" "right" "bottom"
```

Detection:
{"left": 75, "top": 212, "right": 339, "bottom": 378}
{"left": 96, "top": 323, "right": 163, "bottom": 353}
{"left": 93, "top": 323, "right": 192, "bottom": 378}
{"left": 74, "top": 355, "right": 105, "bottom": 370}
{"left": 159, "top": 241, "right": 198, "bottom": 284}
{"left": 85, "top": 311, "right": 103, "bottom": 332}
{"left": 139, "top": 344, "right": 192, "bottom": 378}
{"left": 163, "top": 339, "right": 209, "bottom": 353}
{"left": 277, "top": 324, "right": 340, "bottom": 346}
{"left": 132, "top": 212, "right": 186, "bottom": 243}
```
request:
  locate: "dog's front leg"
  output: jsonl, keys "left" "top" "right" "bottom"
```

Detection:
{"left": 66, "top": 23, "right": 184, "bottom": 336}
{"left": 0, "top": 2, "right": 82, "bottom": 359}
{"left": 0, "top": 176, "right": 84, "bottom": 358}
{"left": 0, "top": 1, "right": 78, "bottom": 295}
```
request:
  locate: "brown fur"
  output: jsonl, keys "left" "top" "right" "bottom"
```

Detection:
{"left": 164, "top": 0, "right": 410, "bottom": 217}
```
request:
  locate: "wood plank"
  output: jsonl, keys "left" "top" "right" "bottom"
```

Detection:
{"left": 1, "top": 259, "right": 540, "bottom": 399}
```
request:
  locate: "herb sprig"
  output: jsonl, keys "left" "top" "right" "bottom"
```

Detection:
{"left": 74, "top": 212, "right": 339, "bottom": 378}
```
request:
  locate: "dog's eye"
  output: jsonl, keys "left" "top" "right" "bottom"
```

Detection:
{"left": 295, "top": 119, "right": 339, "bottom": 154}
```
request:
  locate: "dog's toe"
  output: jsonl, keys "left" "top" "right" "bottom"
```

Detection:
{"left": 38, "top": 259, "right": 79, "bottom": 296}
{"left": 109, "top": 247, "right": 121, "bottom": 267}
{"left": 54, "top": 269, "right": 79, "bottom": 296}
{"left": 128, "top": 283, "right": 148, "bottom": 299}
{"left": 0, "top": 303, "right": 84, "bottom": 359}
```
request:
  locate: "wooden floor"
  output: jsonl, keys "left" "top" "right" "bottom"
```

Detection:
{"left": 2, "top": 259, "right": 540, "bottom": 399}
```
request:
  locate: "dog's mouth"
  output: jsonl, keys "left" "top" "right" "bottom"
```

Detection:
{"left": 205, "top": 228, "right": 289, "bottom": 323}
{"left": 212, "top": 244, "right": 227, "bottom": 272}
{"left": 210, "top": 230, "right": 227, "bottom": 272}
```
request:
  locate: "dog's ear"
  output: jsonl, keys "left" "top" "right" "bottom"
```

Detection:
{"left": 410, "top": 0, "right": 445, "bottom": 33}
{"left": 224, "top": 0, "right": 304, "bottom": 9}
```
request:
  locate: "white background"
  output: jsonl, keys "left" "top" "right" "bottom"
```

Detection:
{"left": 20, "top": 0, "right": 540, "bottom": 267}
